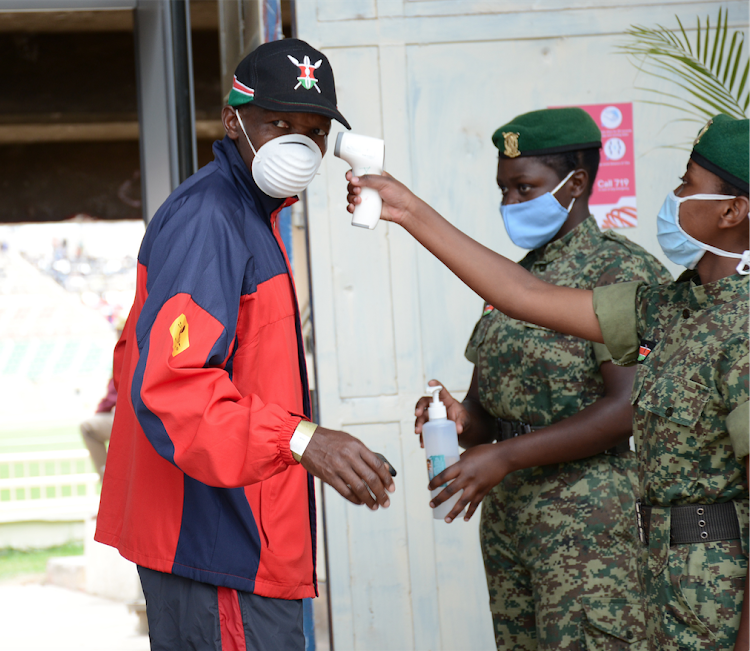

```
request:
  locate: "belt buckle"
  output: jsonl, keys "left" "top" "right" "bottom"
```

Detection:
{"left": 635, "top": 499, "right": 646, "bottom": 545}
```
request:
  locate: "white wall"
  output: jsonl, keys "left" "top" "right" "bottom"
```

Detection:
{"left": 296, "top": 2, "right": 749, "bottom": 649}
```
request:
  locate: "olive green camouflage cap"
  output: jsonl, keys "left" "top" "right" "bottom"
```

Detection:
{"left": 492, "top": 107, "right": 601, "bottom": 159}
{"left": 690, "top": 114, "right": 749, "bottom": 193}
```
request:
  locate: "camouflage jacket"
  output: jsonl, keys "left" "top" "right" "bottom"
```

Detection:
{"left": 465, "top": 216, "right": 672, "bottom": 426}
{"left": 593, "top": 270, "right": 749, "bottom": 506}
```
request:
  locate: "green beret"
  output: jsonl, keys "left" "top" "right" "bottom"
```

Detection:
{"left": 492, "top": 107, "right": 601, "bottom": 159}
{"left": 690, "top": 114, "right": 749, "bottom": 193}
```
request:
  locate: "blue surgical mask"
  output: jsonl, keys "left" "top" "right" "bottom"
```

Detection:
{"left": 656, "top": 191, "right": 750, "bottom": 274}
{"left": 499, "top": 169, "right": 576, "bottom": 249}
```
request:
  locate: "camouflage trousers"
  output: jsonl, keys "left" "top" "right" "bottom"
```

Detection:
{"left": 641, "top": 502, "right": 748, "bottom": 650}
{"left": 480, "top": 453, "right": 647, "bottom": 650}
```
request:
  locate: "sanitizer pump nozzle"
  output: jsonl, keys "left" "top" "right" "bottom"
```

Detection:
{"left": 427, "top": 385, "right": 447, "bottom": 421}
{"left": 334, "top": 132, "right": 385, "bottom": 230}
{"left": 421, "top": 384, "right": 462, "bottom": 521}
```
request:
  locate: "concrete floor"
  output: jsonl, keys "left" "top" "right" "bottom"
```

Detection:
{"left": 0, "top": 575, "right": 149, "bottom": 651}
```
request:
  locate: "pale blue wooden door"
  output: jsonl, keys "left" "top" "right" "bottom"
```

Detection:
{"left": 296, "top": 1, "right": 748, "bottom": 649}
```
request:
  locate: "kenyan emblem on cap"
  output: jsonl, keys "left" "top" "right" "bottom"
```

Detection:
{"left": 694, "top": 118, "right": 713, "bottom": 145}
{"left": 502, "top": 132, "right": 521, "bottom": 158}
{"left": 288, "top": 55, "right": 322, "bottom": 93}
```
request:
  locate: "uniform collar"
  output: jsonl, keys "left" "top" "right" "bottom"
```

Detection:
{"left": 213, "top": 135, "right": 288, "bottom": 219}
{"left": 676, "top": 268, "right": 750, "bottom": 309}
{"left": 532, "top": 215, "right": 600, "bottom": 264}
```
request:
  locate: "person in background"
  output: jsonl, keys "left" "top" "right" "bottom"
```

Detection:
{"left": 80, "top": 317, "right": 124, "bottom": 480}
{"left": 412, "top": 107, "right": 671, "bottom": 649}
{"left": 347, "top": 113, "right": 749, "bottom": 651}
{"left": 80, "top": 376, "right": 115, "bottom": 480}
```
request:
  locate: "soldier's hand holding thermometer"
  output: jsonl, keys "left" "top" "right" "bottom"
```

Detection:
{"left": 334, "top": 132, "right": 385, "bottom": 229}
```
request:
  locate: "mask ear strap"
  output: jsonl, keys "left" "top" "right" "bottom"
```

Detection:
{"left": 676, "top": 205, "right": 750, "bottom": 270}
{"left": 675, "top": 192, "right": 737, "bottom": 203}
{"left": 551, "top": 169, "right": 576, "bottom": 196}
{"left": 234, "top": 109, "right": 259, "bottom": 157}
{"left": 736, "top": 251, "right": 750, "bottom": 275}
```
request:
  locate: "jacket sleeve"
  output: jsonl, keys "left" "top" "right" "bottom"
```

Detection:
{"left": 130, "top": 199, "right": 301, "bottom": 488}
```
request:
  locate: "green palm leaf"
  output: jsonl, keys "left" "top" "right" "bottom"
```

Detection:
{"left": 618, "top": 7, "right": 748, "bottom": 127}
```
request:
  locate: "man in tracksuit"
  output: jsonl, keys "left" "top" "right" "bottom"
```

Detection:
{"left": 95, "top": 39, "right": 396, "bottom": 650}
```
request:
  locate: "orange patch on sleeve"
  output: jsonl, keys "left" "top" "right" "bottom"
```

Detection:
{"left": 169, "top": 314, "right": 190, "bottom": 357}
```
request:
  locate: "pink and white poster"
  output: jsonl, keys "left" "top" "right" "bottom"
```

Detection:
{"left": 558, "top": 103, "right": 638, "bottom": 229}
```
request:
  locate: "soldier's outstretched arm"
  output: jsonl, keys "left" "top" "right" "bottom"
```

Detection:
{"left": 346, "top": 171, "right": 604, "bottom": 344}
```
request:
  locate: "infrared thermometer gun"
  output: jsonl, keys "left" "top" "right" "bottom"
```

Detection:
{"left": 334, "top": 132, "right": 385, "bottom": 229}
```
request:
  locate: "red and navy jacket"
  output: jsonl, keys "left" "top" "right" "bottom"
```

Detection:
{"left": 95, "top": 136, "right": 317, "bottom": 600}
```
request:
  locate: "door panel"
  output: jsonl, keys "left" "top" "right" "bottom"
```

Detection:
{"left": 297, "top": 1, "right": 748, "bottom": 649}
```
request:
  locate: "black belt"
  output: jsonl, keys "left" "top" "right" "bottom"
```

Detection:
{"left": 496, "top": 419, "right": 539, "bottom": 439}
{"left": 496, "top": 418, "right": 630, "bottom": 456}
{"left": 636, "top": 500, "right": 741, "bottom": 546}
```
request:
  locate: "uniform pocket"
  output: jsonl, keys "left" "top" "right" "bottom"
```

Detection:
{"left": 470, "top": 312, "right": 494, "bottom": 347}
{"left": 464, "top": 311, "right": 493, "bottom": 364}
{"left": 667, "top": 540, "right": 747, "bottom": 643}
{"left": 521, "top": 322, "right": 593, "bottom": 388}
{"left": 636, "top": 372, "right": 710, "bottom": 427}
{"left": 523, "top": 321, "right": 589, "bottom": 354}
{"left": 581, "top": 598, "right": 648, "bottom": 650}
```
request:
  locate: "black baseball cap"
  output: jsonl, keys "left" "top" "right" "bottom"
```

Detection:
{"left": 228, "top": 38, "right": 351, "bottom": 130}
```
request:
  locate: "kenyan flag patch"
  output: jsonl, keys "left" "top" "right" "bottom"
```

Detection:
{"left": 637, "top": 339, "right": 656, "bottom": 363}
{"left": 227, "top": 76, "right": 255, "bottom": 106}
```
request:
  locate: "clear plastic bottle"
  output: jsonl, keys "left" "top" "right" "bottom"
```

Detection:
{"left": 422, "top": 384, "right": 462, "bottom": 520}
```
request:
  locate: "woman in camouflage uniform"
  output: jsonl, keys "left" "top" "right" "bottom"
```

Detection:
{"left": 347, "top": 113, "right": 749, "bottom": 650}
{"left": 412, "top": 108, "right": 671, "bottom": 650}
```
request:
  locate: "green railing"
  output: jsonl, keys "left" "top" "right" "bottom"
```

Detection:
{"left": 0, "top": 450, "right": 99, "bottom": 524}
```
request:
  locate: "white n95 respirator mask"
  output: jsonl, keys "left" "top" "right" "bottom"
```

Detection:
{"left": 234, "top": 109, "right": 323, "bottom": 199}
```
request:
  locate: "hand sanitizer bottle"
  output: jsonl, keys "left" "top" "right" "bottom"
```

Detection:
{"left": 422, "top": 384, "right": 461, "bottom": 520}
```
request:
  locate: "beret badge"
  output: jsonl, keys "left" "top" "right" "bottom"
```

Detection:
{"left": 693, "top": 118, "right": 713, "bottom": 146}
{"left": 502, "top": 132, "right": 521, "bottom": 158}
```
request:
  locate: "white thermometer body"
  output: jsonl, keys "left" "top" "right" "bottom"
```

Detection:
{"left": 334, "top": 132, "right": 385, "bottom": 229}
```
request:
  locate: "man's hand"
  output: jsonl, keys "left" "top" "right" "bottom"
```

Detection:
{"left": 428, "top": 443, "right": 509, "bottom": 523}
{"left": 300, "top": 427, "right": 396, "bottom": 510}
{"left": 346, "top": 170, "right": 420, "bottom": 227}
{"left": 414, "top": 379, "right": 471, "bottom": 448}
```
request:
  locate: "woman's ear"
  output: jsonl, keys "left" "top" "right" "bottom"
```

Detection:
{"left": 718, "top": 195, "right": 750, "bottom": 230}
{"left": 569, "top": 168, "right": 589, "bottom": 199}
